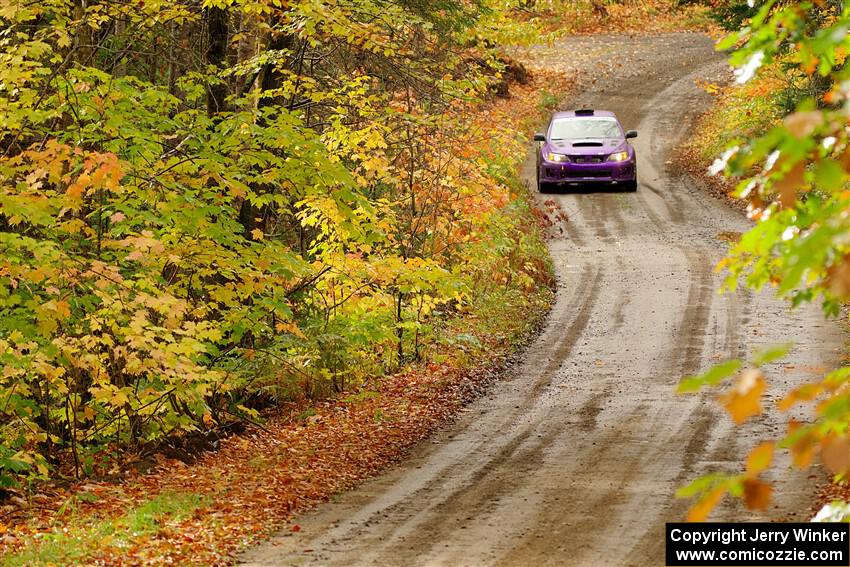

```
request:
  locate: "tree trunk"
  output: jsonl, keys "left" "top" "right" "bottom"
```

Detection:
{"left": 205, "top": 7, "right": 229, "bottom": 115}
{"left": 73, "top": 0, "right": 93, "bottom": 65}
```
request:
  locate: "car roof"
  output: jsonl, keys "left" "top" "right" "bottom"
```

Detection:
{"left": 552, "top": 110, "right": 618, "bottom": 120}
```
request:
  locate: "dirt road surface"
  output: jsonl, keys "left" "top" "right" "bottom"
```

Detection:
{"left": 241, "top": 33, "right": 845, "bottom": 567}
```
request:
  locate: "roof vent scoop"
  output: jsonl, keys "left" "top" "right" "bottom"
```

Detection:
{"left": 574, "top": 109, "right": 594, "bottom": 116}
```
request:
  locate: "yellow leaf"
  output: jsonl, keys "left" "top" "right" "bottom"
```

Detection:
{"left": 742, "top": 478, "right": 772, "bottom": 510}
{"left": 274, "top": 321, "right": 305, "bottom": 338}
{"left": 746, "top": 442, "right": 774, "bottom": 475}
{"left": 719, "top": 369, "right": 765, "bottom": 424}
{"left": 250, "top": 228, "right": 264, "bottom": 241}
{"left": 111, "top": 390, "right": 129, "bottom": 407}
{"left": 54, "top": 300, "right": 71, "bottom": 319}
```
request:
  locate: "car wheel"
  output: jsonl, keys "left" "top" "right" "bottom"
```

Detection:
{"left": 624, "top": 179, "right": 637, "bottom": 192}
{"left": 538, "top": 181, "right": 551, "bottom": 193}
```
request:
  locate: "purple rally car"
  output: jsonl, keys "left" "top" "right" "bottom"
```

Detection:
{"left": 534, "top": 109, "right": 638, "bottom": 193}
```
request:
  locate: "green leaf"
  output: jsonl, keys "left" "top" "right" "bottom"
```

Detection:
{"left": 814, "top": 159, "right": 846, "bottom": 192}
{"left": 716, "top": 30, "right": 744, "bottom": 51}
{"left": 675, "top": 472, "right": 731, "bottom": 498}
{"left": 752, "top": 343, "right": 792, "bottom": 366}
{"left": 678, "top": 360, "right": 744, "bottom": 393}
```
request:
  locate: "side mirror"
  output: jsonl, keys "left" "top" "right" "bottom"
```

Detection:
{"left": 625, "top": 130, "right": 638, "bottom": 139}
{"left": 533, "top": 133, "right": 546, "bottom": 142}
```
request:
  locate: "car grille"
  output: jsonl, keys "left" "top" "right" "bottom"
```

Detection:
{"left": 571, "top": 156, "right": 604, "bottom": 164}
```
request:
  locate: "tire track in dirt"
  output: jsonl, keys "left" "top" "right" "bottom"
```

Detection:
{"left": 574, "top": 192, "right": 612, "bottom": 241}
{"left": 246, "top": 265, "right": 606, "bottom": 566}
{"left": 495, "top": 238, "right": 715, "bottom": 566}
{"left": 675, "top": 247, "right": 715, "bottom": 377}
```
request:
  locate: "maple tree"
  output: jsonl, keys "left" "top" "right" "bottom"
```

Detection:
{"left": 678, "top": 0, "right": 850, "bottom": 519}
{"left": 0, "top": 0, "right": 580, "bottom": 558}
{"left": 0, "top": 0, "right": 567, "bottom": 487}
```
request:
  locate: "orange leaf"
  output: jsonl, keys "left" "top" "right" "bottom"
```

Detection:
{"left": 742, "top": 478, "right": 773, "bottom": 511}
{"left": 784, "top": 111, "right": 823, "bottom": 139}
{"left": 778, "top": 383, "right": 824, "bottom": 411}
{"left": 65, "top": 171, "right": 91, "bottom": 201}
{"left": 66, "top": 182, "right": 86, "bottom": 200}
{"left": 746, "top": 442, "right": 774, "bottom": 475}
{"left": 719, "top": 369, "right": 765, "bottom": 424}
{"left": 840, "top": 147, "right": 850, "bottom": 172}
{"left": 826, "top": 253, "right": 850, "bottom": 300}
{"left": 791, "top": 438, "right": 816, "bottom": 468}
{"left": 821, "top": 435, "right": 850, "bottom": 475}
{"left": 57, "top": 300, "right": 71, "bottom": 318}
{"left": 688, "top": 487, "right": 726, "bottom": 522}
{"left": 789, "top": 421, "right": 816, "bottom": 468}
{"left": 774, "top": 161, "right": 805, "bottom": 209}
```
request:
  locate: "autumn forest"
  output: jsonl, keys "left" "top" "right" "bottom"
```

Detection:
{"left": 4, "top": 0, "right": 850, "bottom": 565}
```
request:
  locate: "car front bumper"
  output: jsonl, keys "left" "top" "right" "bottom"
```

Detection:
{"left": 539, "top": 160, "right": 635, "bottom": 183}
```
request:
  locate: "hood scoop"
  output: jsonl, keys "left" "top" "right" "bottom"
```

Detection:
{"left": 572, "top": 141, "right": 604, "bottom": 147}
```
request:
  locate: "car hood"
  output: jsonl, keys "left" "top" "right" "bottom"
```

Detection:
{"left": 546, "top": 138, "right": 626, "bottom": 156}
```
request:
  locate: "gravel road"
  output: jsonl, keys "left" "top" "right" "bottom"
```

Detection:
{"left": 241, "top": 33, "right": 846, "bottom": 567}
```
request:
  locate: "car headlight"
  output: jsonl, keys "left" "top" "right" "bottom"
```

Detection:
{"left": 608, "top": 151, "right": 629, "bottom": 162}
{"left": 546, "top": 152, "right": 569, "bottom": 163}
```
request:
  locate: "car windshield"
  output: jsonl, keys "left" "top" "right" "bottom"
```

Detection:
{"left": 549, "top": 118, "right": 621, "bottom": 140}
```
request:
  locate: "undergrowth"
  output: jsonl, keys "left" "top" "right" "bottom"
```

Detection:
{"left": 3, "top": 492, "right": 207, "bottom": 566}
{"left": 688, "top": 65, "right": 786, "bottom": 165}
